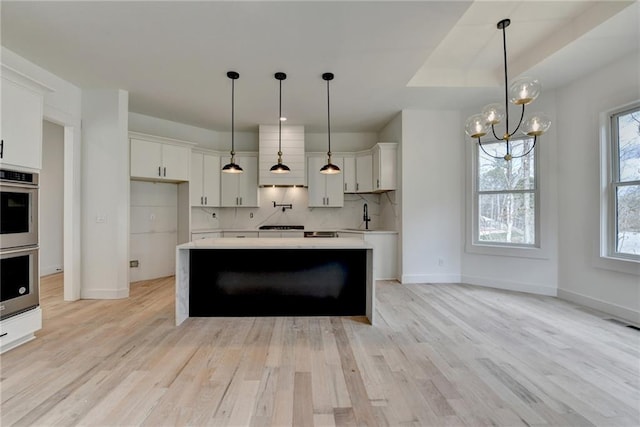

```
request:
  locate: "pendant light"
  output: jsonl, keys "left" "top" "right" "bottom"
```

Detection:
{"left": 222, "top": 71, "right": 243, "bottom": 173}
{"left": 270, "top": 72, "right": 291, "bottom": 174}
{"left": 464, "top": 19, "right": 550, "bottom": 161}
{"left": 320, "top": 72, "right": 340, "bottom": 174}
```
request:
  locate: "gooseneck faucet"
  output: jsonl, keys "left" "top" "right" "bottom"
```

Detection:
{"left": 363, "top": 203, "right": 371, "bottom": 230}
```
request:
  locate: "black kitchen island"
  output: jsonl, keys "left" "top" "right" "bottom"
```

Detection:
{"left": 175, "top": 238, "right": 374, "bottom": 325}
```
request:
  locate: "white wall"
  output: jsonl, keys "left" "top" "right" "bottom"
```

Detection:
{"left": 81, "top": 90, "right": 130, "bottom": 299}
{"left": 400, "top": 110, "right": 463, "bottom": 283}
{"left": 130, "top": 181, "right": 177, "bottom": 282}
{"left": 556, "top": 53, "right": 640, "bottom": 323}
{"left": 40, "top": 120, "right": 64, "bottom": 276}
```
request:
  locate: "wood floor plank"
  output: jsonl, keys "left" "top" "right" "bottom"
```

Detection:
{"left": 1, "top": 274, "right": 638, "bottom": 427}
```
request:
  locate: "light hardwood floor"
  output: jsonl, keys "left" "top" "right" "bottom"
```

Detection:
{"left": 1, "top": 274, "right": 639, "bottom": 426}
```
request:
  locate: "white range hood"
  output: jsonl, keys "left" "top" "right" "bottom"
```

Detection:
{"left": 258, "top": 125, "right": 305, "bottom": 186}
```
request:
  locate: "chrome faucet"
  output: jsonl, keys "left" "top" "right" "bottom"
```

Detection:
{"left": 363, "top": 203, "right": 371, "bottom": 230}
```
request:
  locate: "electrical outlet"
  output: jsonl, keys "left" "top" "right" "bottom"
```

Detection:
{"left": 250, "top": 212, "right": 254, "bottom": 218}
{"left": 212, "top": 212, "right": 216, "bottom": 218}
{"left": 130, "top": 260, "right": 139, "bottom": 268}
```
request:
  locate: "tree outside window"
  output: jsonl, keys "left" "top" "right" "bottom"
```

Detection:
{"left": 476, "top": 138, "right": 537, "bottom": 246}
{"left": 612, "top": 106, "right": 640, "bottom": 258}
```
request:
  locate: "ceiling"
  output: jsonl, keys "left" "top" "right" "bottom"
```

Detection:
{"left": 1, "top": 1, "right": 637, "bottom": 132}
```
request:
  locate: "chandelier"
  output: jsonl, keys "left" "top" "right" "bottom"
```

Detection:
{"left": 465, "top": 19, "right": 551, "bottom": 161}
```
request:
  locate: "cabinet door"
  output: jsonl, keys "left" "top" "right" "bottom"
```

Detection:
{"left": 202, "top": 154, "right": 220, "bottom": 207}
{"left": 355, "top": 152, "right": 373, "bottom": 193}
{"left": 373, "top": 143, "right": 397, "bottom": 191}
{"left": 325, "top": 157, "right": 344, "bottom": 207}
{"left": 342, "top": 154, "right": 356, "bottom": 193}
{"left": 307, "top": 156, "right": 327, "bottom": 207}
{"left": 190, "top": 152, "right": 204, "bottom": 206}
{"left": 131, "top": 138, "right": 163, "bottom": 179}
{"left": 161, "top": 144, "right": 189, "bottom": 181}
{"left": 236, "top": 155, "right": 258, "bottom": 207}
{"left": 1, "top": 79, "right": 43, "bottom": 170}
{"left": 220, "top": 171, "right": 239, "bottom": 207}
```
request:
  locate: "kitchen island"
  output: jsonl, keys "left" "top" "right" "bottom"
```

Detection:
{"left": 176, "top": 238, "right": 374, "bottom": 325}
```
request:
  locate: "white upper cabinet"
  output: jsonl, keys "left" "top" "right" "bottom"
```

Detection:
{"left": 372, "top": 143, "right": 398, "bottom": 192}
{"left": 191, "top": 151, "right": 220, "bottom": 207}
{"left": 355, "top": 151, "right": 373, "bottom": 193}
{"left": 130, "top": 133, "right": 191, "bottom": 182}
{"left": 220, "top": 153, "right": 259, "bottom": 207}
{"left": 342, "top": 154, "right": 356, "bottom": 193}
{"left": 1, "top": 74, "right": 46, "bottom": 171}
{"left": 307, "top": 155, "right": 344, "bottom": 207}
{"left": 258, "top": 125, "right": 305, "bottom": 186}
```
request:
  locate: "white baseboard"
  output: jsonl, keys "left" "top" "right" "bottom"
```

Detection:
{"left": 461, "top": 275, "right": 557, "bottom": 296}
{"left": 40, "top": 265, "right": 63, "bottom": 276}
{"left": 80, "top": 288, "right": 129, "bottom": 299}
{"left": 558, "top": 289, "right": 640, "bottom": 324}
{"left": 401, "top": 273, "right": 462, "bottom": 284}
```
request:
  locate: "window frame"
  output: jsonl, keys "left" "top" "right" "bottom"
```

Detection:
{"left": 472, "top": 137, "right": 540, "bottom": 249}
{"left": 606, "top": 103, "right": 640, "bottom": 262}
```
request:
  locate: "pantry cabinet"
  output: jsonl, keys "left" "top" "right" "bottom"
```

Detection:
{"left": 220, "top": 154, "right": 258, "bottom": 207}
{"left": 0, "top": 75, "right": 45, "bottom": 170}
{"left": 130, "top": 135, "right": 190, "bottom": 182}
{"left": 307, "top": 155, "right": 344, "bottom": 207}
{"left": 191, "top": 151, "right": 220, "bottom": 207}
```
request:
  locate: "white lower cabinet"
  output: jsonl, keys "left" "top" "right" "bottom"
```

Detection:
{"left": 222, "top": 231, "right": 259, "bottom": 238}
{"left": 0, "top": 307, "right": 42, "bottom": 354}
{"left": 307, "top": 155, "right": 344, "bottom": 207}
{"left": 338, "top": 231, "right": 397, "bottom": 280}
{"left": 191, "top": 231, "right": 222, "bottom": 240}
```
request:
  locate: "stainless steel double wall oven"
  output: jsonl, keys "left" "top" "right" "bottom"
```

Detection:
{"left": 0, "top": 168, "right": 40, "bottom": 320}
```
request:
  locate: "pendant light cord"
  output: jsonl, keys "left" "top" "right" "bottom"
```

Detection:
{"left": 278, "top": 78, "right": 282, "bottom": 156}
{"left": 502, "top": 23, "right": 509, "bottom": 137}
{"left": 326, "top": 78, "right": 331, "bottom": 155}
{"left": 231, "top": 77, "right": 235, "bottom": 154}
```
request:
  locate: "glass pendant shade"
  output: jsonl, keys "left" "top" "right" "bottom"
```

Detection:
{"left": 465, "top": 113, "right": 488, "bottom": 138}
{"left": 509, "top": 77, "right": 541, "bottom": 105}
{"left": 482, "top": 103, "right": 506, "bottom": 125}
{"left": 522, "top": 113, "right": 551, "bottom": 136}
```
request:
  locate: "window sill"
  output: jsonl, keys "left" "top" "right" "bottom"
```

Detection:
{"left": 595, "top": 255, "right": 640, "bottom": 275}
{"left": 465, "top": 242, "right": 550, "bottom": 260}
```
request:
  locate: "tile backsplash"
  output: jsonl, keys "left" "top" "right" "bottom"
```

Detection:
{"left": 191, "top": 187, "right": 398, "bottom": 231}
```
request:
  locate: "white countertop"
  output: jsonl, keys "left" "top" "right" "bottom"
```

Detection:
{"left": 178, "top": 237, "right": 373, "bottom": 250}
{"left": 191, "top": 228, "right": 398, "bottom": 235}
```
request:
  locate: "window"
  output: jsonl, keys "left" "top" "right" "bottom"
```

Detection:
{"left": 475, "top": 138, "right": 538, "bottom": 247}
{"left": 609, "top": 104, "right": 640, "bottom": 260}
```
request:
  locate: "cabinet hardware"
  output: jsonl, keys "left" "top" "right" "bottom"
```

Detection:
{"left": 356, "top": 183, "right": 359, "bottom": 191}
{"left": 239, "top": 197, "right": 243, "bottom": 205}
{"left": 0, "top": 139, "right": 3, "bottom": 158}
{"left": 158, "top": 166, "right": 161, "bottom": 177}
{"left": 0, "top": 332, "right": 7, "bottom": 338}
{"left": 377, "top": 179, "right": 380, "bottom": 188}
{"left": 200, "top": 196, "right": 203, "bottom": 205}
{"left": 236, "top": 197, "right": 238, "bottom": 205}
{"left": 204, "top": 196, "right": 207, "bottom": 205}
{"left": 163, "top": 167, "right": 166, "bottom": 177}
{"left": 344, "top": 182, "right": 347, "bottom": 191}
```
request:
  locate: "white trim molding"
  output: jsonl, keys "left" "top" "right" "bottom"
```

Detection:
{"left": 462, "top": 275, "right": 558, "bottom": 297}
{"left": 401, "top": 274, "right": 462, "bottom": 284}
{"left": 558, "top": 289, "right": 640, "bottom": 325}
